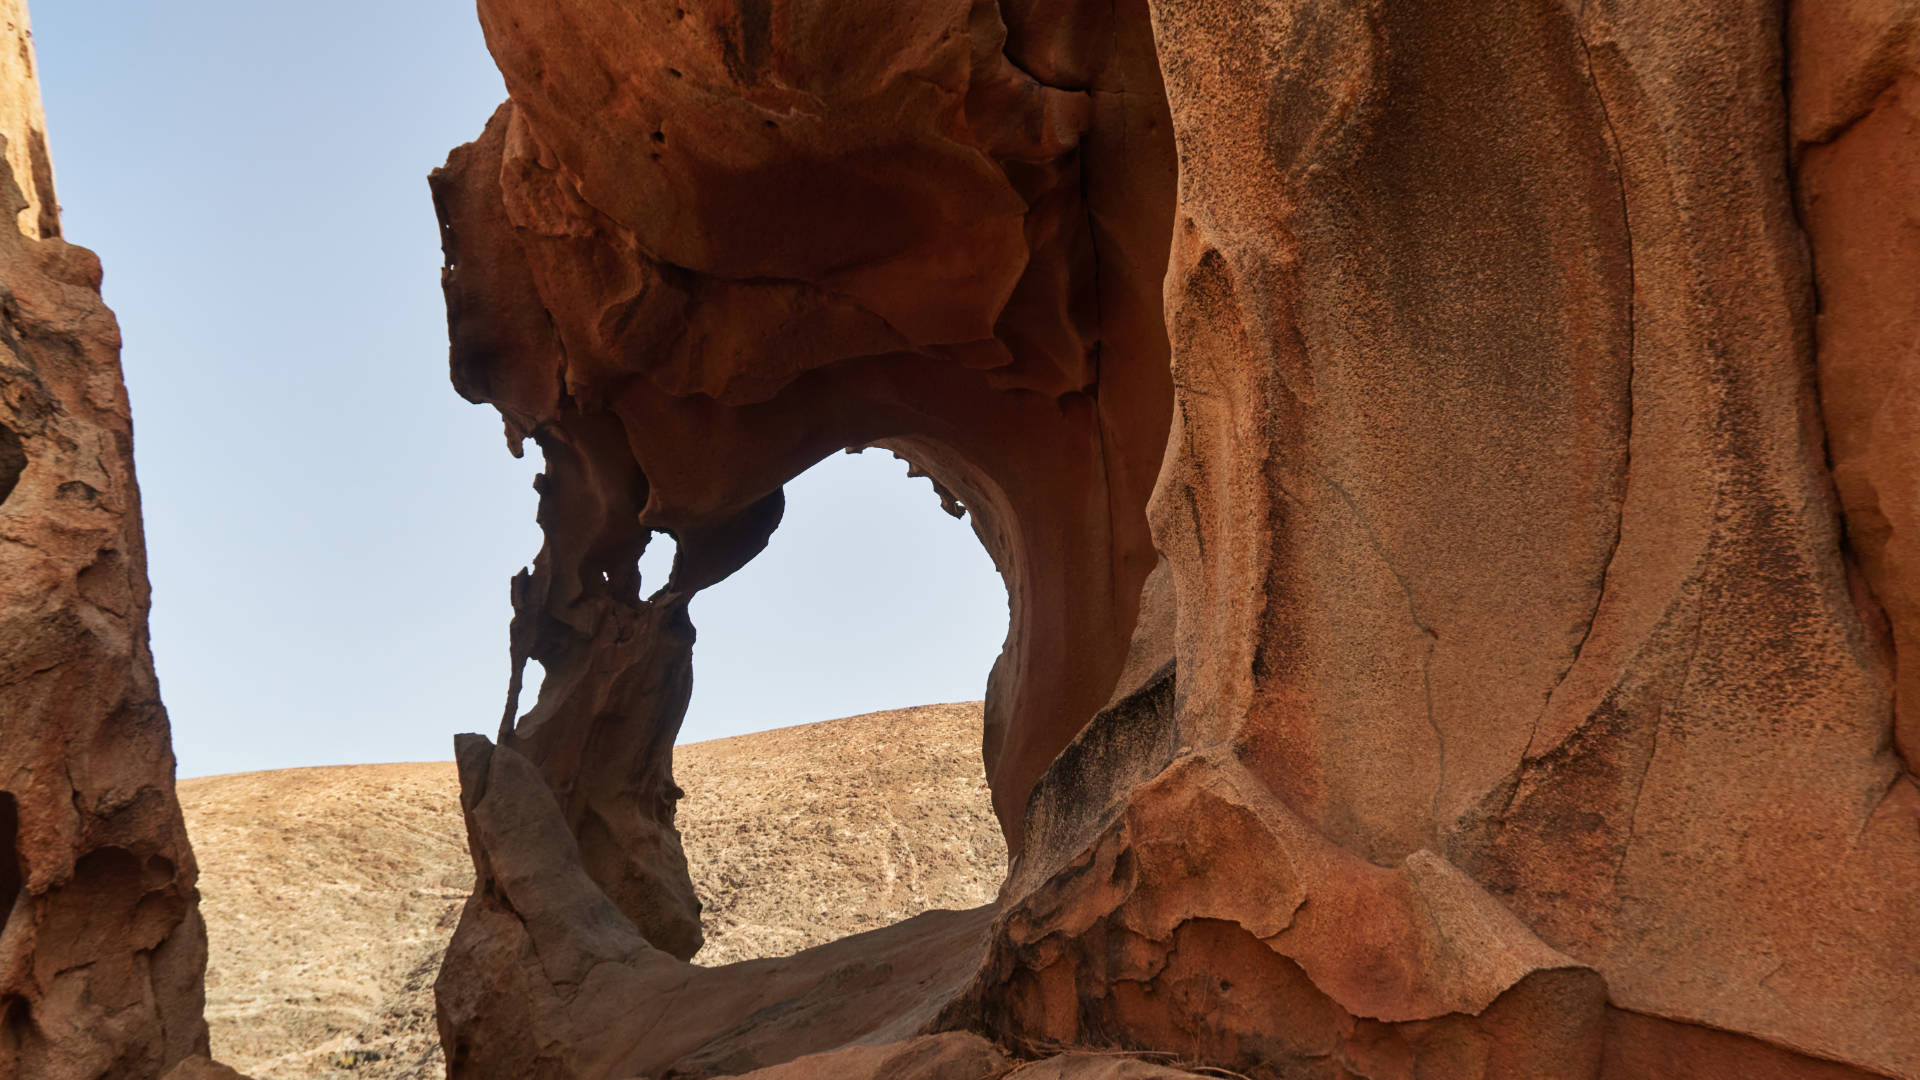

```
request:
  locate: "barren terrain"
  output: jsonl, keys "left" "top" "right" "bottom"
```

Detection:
{"left": 178, "top": 702, "right": 1005, "bottom": 1079}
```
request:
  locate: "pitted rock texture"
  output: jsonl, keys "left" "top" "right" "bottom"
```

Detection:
{"left": 0, "top": 70, "right": 209, "bottom": 1080}
{"left": 1101, "top": 0, "right": 1919, "bottom": 1074}
{"left": 1792, "top": 0, "right": 1920, "bottom": 777}
{"left": 430, "top": 1, "right": 1920, "bottom": 1078}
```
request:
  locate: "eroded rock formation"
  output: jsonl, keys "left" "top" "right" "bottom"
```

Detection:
{"left": 969, "top": 1, "right": 1920, "bottom": 1075}
{"left": 1794, "top": 0, "right": 1920, "bottom": 789}
{"left": 431, "top": 0, "right": 1920, "bottom": 1077}
{"left": 0, "top": 6, "right": 211, "bottom": 1074}
{"left": 5, "top": 0, "right": 1912, "bottom": 1075}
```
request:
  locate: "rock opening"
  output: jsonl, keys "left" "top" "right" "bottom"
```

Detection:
{"left": 0, "top": 793, "right": 19, "bottom": 934}
{"left": 0, "top": 422, "right": 24, "bottom": 507}
{"left": 665, "top": 450, "right": 1010, "bottom": 963}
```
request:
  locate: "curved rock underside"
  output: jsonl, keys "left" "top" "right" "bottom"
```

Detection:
{"left": 2, "top": 0, "right": 1917, "bottom": 1077}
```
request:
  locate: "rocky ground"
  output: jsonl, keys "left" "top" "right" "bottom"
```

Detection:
{"left": 178, "top": 701, "right": 1006, "bottom": 1079}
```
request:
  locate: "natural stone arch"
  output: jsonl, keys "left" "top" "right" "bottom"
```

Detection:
{"left": 426, "top": 0, "right": 1177, "bottom": 1069}
{"left": 426, "top": 2, "right": 1920, "bottom": 1078}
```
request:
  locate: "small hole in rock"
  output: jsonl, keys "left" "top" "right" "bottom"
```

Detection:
{"left": 639, "top": 530, "right": 677, "bottom": 597}
{"left": 516, "top": 659, "right": 549, "bottom": 724}
{"left": 0, "top": 793, "right": 20, "bottom": 935}
{"left": 0, "top": 424, "right": 25, "bottom": 507}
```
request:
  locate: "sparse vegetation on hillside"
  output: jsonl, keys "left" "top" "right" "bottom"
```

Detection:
{"left": 180, "top": 703, "right": 1006, "bottom": 1079}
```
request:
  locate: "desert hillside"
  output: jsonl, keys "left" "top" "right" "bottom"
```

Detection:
{"left": 178, "top": 701, "right": 1006, "bottom": 1079}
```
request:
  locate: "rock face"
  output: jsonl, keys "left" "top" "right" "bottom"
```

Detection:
{"left": 1793, "top": 0, "right": 1920, "bottom": 790}
{"left": 429, "top": 0, "right": 1176, "bottom": 874}
{"left": 974, "top": 1, "right": 1919, "bottom": 1076}
{"left": 431, "top": 1, "right": 1920, "bottom": 1078}
{"left": 12, "top": 0, "right": 1918, "bottom": 1076}
{"left": 0, "top": 0, "right": 58, "bottom": 241}
{"left": 0, "top": 7, "right": 210, "bottom": 1074}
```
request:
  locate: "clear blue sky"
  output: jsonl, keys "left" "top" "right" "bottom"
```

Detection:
{"left": 31, "top": 1, "right": 1009, "bottom": 778}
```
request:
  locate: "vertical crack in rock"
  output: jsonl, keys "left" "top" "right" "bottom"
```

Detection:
{"left": 1521, "top": 0, "right": 1641, "bottom": 769}
{"left": 1317, "top": 468, "right": 1444, "bottom": 829}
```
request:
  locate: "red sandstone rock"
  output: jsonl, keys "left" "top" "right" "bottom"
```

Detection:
{"left": 1104, "top": 0, "right": 1919, "bottom": 1074}
{"left": 428, "top": 0, "right": 1176, "bottom": 983}
{"left": 1001, "top": 1059, "right": 1214, "bottom": 1080}
{"left": 14, "top": 0, "right": 1916, "bottom": 1077}
{"left": 159, "top": 1056, "right": 251, "bottom": 1080}
{"left": 1792, "top": 0, "right": 1920, "bottom": 781}
{"left": 0, "top": 103, "right": 210, "bottom": 1080}
{"left": 717, "top": 1032, "right": 1007, "bottom": 1080}
{"left": 436, "top": 735, "right": 997, "bottom": 1077}
{"left": 429, "top": 2, "right": 1920, "bottom": 1078}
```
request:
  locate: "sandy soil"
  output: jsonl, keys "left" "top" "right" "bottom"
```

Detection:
{"left": 178, "top": 702, "right": 1006, "bottom": 1079}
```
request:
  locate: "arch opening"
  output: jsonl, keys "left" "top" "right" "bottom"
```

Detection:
{"left": 670, "top": 448, "right": 1011, "bottom": 964}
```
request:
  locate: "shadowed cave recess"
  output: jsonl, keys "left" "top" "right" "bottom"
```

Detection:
{"left": 4, "top": 0, "right": 1920, "bottom": 1078}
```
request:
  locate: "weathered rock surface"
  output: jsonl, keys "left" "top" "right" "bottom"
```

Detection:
{"left": 718, "top": 1032, "right": 1008, "bottom": 1080}
{"left": 160, "top": 1057, "right": 252, "bottom": 1080}
{"left": 439, "top": 732, "right": 999, "bottom": 1078}
{"left": 12, "top": 0, "right": 1918, "bottom": 1076}
{"left": 428, "top": 0, "right": 1178, "bottom": 1068}
{"left": 430, "top": 0, "right": 1177, "bottom": 875}
{"left": 1793, "top": 0, "right": 1920, "bottom": 779}
{"left": 1022, "top": 0, "right": 1918, "bottom": 1074}
{"left": 429, "top": 1, "right": 1920, "bottom": 1078}
{"left": 0, "top": 13, "right": 212, "bottom": 1073}
{"left": 0, "top": 0, "right": 58, "bottom": 241}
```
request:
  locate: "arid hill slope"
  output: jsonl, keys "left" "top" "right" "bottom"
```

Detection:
{"left": 178, "top": 702, "right": 1004, "bottom": 1079}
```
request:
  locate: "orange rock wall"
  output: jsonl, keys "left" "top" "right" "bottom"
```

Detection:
{"left": 1793, "top": 0, "right": 1920, "bottom": 786}
{"left": 962, "top": 2, "right": 1919, "bottom": 1076}
{"left": 432, "top": 2, "right": 1920, "bottom": 1078}
{"left": 0, "top": 0, "right": 58, "bottom": 240}
{"left": 10, "top": 0, "right": 1912, "bottom": 1076}
{"left": 428, "top": 0, "right": 1178, "bottom": 986}
{"left": 0, "top": 33, "right": 210, "bottom": 1076}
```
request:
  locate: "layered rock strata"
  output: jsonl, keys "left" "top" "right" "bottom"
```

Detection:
{"left": 434, "top": 1, "right": 1920, "bottom": 1077}
{"left": 0, "top": 15, "right": 210, "bottom": 1072}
